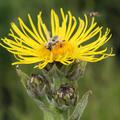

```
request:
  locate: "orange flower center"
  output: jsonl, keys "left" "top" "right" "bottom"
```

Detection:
{"left": 38, "top": 39, "right": 74, "bottom": 62}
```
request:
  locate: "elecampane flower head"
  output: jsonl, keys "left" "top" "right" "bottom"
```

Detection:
{"left": 0, "top": 9, "right": 114, "bottom": 69}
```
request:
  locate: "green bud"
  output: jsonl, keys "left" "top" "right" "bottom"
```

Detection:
{"left": 27, "top": 74, "right": 47, "bottom": 97}
{"left": 53, "top": 84, "right": 77, "bottom": 107}
{"left": 63, "top": 60, "right": 87, "bottom": 81}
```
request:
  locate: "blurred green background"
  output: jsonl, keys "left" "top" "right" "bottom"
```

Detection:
{"left": 0, "top": 0, "right": 120, "bottom": 120}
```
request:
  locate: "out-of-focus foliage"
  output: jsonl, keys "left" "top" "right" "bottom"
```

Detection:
{"left": 0, "top": 0, "right": 120, "bottom": 120}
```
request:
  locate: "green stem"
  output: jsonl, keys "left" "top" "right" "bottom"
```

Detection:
{"left": 34, "top": 96, "right": 67, "bottom": 120}
{"left": 43, "top": 110, "right": 55, "bottom": 120}
{"left": 43, "top": 110, "right": 65, "bottom": 120}
{"left": 43, "top": 103, "right": 68, "bottom": 120}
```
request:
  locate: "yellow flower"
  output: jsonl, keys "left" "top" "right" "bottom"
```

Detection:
{"left": 0, "top": 9, "right": 114, "bottom": 69}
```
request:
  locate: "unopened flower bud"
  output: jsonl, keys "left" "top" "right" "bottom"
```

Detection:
{"left": 53, "top": 84, "right": 77, "bottom": 106}
{"left": 65, "top": 61, "right": 87, "bottom": 81}
{"left": 27, "top": 74, "right": 47, "bottom": 97}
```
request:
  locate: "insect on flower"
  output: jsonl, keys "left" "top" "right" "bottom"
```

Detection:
{"left": 89, "top": 11, "right": 101, "bottom": 17}
{"left": 45, "top": 36, "right": 64, "bottom": 51}
{"left": 0, "top": 8, "right": 114, "bottom": 69}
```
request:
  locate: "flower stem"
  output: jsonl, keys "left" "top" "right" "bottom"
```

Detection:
{"left": 43, "top": 109, "right": 65, "bottom": 120}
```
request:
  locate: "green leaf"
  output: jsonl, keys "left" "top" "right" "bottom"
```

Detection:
{"left": 68, "top": 90, "right": 92, "bottom": 120}
{"left": 16, "top": 65, "right": 29, "bottom": 88}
